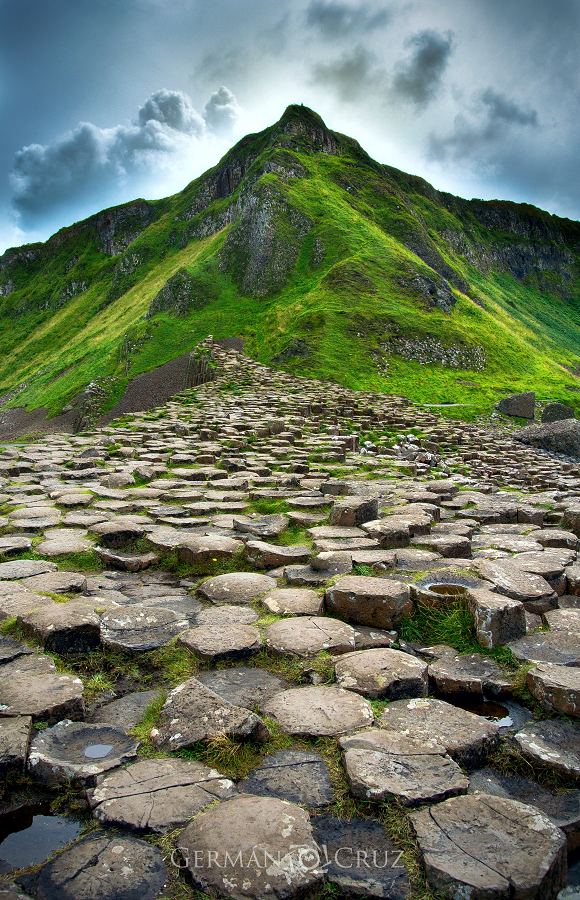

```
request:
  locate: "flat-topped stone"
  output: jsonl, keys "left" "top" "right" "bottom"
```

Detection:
{"left": 411, "top": 793, "right": 566, "bottom": 900}
{"left": 0, "top": 716, "right": 32, "bottom": 775}
{"left": 239, "top": 750, "right": 332, "bottom": 808}
{"left": 263, "top": 685, "right": 374, "bottom": 736}
{"left": 23, "top": 571, "right": 88, "bottom": 594}
{"left": 469, "top": 767, "right": 580, "bottom": 851}
{"left": 194, "top": 604, "right": 259, "bottom": 627}
{"left": 28, "top": 719, "right": 138, "bottom": 786}
{"left": 379, "top": 697, "right": 500, "bottom": 768}
{"left": 100, "top": 604, "right": 188, "bottom": 651}
{"left": 179, "top": 795, "right": 323, "bottom": 900}
{"left": 232, "top": 514, "right": 289, "bottom": 538}
{"left": 527, "top": 663, "right": 580, "bottom": 716}
{"left": 264, "top": 616, "right": 355, "bottom": 656}
{"left": 151, "top": 677, "right": 269, "bottom": 750}
{"left": 88, "top": 757, "right": 236, "bottom": 832}
{"left": 16, "top": 833, "right": 167, "bottom": 900}
{"left": 0, "top": 560, "right": 57, "bottom": 580}
{"left": 197, "top": 572, "right": 276, "bottom": 605}
{"left": 429, "top": 653, "right": 513, "bottom": 696}
{"left": 243, "top": 540, "right": 311, "bottom": 568}
{"left": 18, "top": 603, "right": 101, "bottom": 654}
{"left": 178, "top": 623, "right": 262, "bottom": 660}
{"left": 197, "top": 667, "right": 287, "bottom": 709}
{"left": 515, "top": 719, "right": 580, "bottom": 777}
{"left": 0, "top": 672, "right": 84, "bottom": 724}
{"left": 335, "top": 648, "right": 428, "bottom": 700}
{"left": 96, "top": 548, "right": 159, "bottom": 571}
{"left": 340, "top": 728, "right": 468, "bottom": 806}
{"left": 509, "top": 631, "right": 580, "bottom": 666}
{"left": 262, "top": 587, "right": 323, "bottom": 616}
{"left": 325, "top": 575, "right": 412, "bottom": 629}
{"left": 177, "top": 535, "right": 242, "bottom": 564}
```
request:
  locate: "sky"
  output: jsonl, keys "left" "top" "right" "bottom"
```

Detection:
{"left": 0, "top": 0, "right": 579, "bottom": 253}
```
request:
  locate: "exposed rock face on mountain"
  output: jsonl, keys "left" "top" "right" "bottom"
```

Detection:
{"left": 0, "top": 103, "right": 578, "bottom": 425}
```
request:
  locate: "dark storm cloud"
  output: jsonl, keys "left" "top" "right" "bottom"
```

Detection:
{"left": 392, "top": 30, "right": 453, "bottom": 106}
{"left": 429, "top": 88, "right": 538, "bottom": 160}
{"left": 305, "top": 0, "right": 390, "bottom": 39}
{"left": 10, "top": 88, "right": 240, "bottom": 227}
{"left": 312, "top": 45, "right": 381, "bottom": 101}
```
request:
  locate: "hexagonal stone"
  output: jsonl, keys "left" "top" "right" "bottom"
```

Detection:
{"left": 535, "top": 530, "right": 578, "bottom": 550}
{"left": 179, "top": 795, "right": 323, "bottom": 899}
{"left": 0, "top": 672, "right": 84, "bottom": 724}
{"left": 0, "top": 652, "right": 56, "bottom": 679}
{"left": 90, "top": 521, "right": 145, "bottom": 548}
{"left": 23, "top": 571, "right": 88, "bottom": 594}
{"left": 469, "top": 767, "right": 580, "bottom": 851}
{"left": 100, "top": 604, "right": 189, "bottom": 651}
{"left": 0, "top": 636, "right": 33, "bottom": 664}
{"left": 16, "top": 833, "right": 167, "bottom": 900}
{"left": 527, "top": 663, "right": 580, "bottom": 716}
{"left": 243, "top": 540, "right": 311, "bottom": 568}
{"left": 515, "top": 719, "right": 580, "bottom": 777}
{"left": 194, "top": 604, "right": 258, "bottom": 627}
{"left": 335, "top": 649, "right": 428, "bottom": 700}
{"left": 0, "top": 560, "right": 57, "bottom": 580}
{"left": 197, "top": 667, "right": 287, "bottom": 709}
{"left": 411, "top": 794, "right": 566, "bottom": 900}
{"left": 411, "top": 534, "right": 471, "bottom": 558}
{"left": 468, "top": 588, "right": 526, "bottom": 648}
{"left": 262, "top": 588, "right": 323, "bottom": 616}
{"left": 239, "top": 750, "right": 332, "bottom": 808}
{"left": 264, "top": 616, "right": 355, "bottom": 657}
{"left": 36, "top": 535, "right": 94, "bottom": 556}
{"left": 262, "top": 686, "right": 373, "bottom": 736}
{"left": 150, "top": 676, "right": 269, "bottom": 750}
{"left": 92, "top": 691, "right": 162, "bottom": 732}
{"left": 340, "top": 729, "right": 468, "bottom": 806}
{"left": 325, "top": 575, "right": 412, "bottom": 629}
{"left": 311, "top": 816, "right": 410, "bottom": 899}
{"left": 96, "top": 548, "right": 159, "bottom": 571}
{"left": 474, "top": 559, "right": 557, "bottom": 606}
{"left": 232, "top": 514, "right": 289, "bottom": 538}
{"left": 28, "top": 719, "right": 138, "bottom": 786}
{"left": 18, "top": 603, "right": 101, "bottom": 654}
{"left": 0, "top": 716, "right": 31, "bottom": 775}
{"left": 178, "top": 623, "right": 262, "bottom": 661}
{"left": 509, "top": 632, "right": 580, "bottom": 666}
{"left": 0, "top": 536, "right": 32, "bottom": 557}
{"left": 428, "top": 653, "right": 513, "bottom": 696}
{"left": 177, "top": 535, "right": 242, "bottom": 564}
{"left": 197, "top": 572, "right": 276, "bottom": 605}
{"left": 0, "top": 592, "right": 55, "bottom": 621}
{"left": 544, "top": 608, "right": 580, "bottom": 632}
{"left": 378, "top": 697, "right": 500, "bottom": 769}
{"left": 88, "top": 757, "right": 236, "bottom": 832}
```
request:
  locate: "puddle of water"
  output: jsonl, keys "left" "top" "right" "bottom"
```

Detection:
{"left": 84, "top": 743, "right": 114, "bottom": 759}
{"left": 451, "top": 697, "right": 513, "bottom": 728}
{"left": 0, "top": 803, "right": 81, "bottom": 872}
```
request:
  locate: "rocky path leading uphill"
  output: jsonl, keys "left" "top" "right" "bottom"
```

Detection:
{"left": 2, "top": 342, "right": 580, "bottom": 900}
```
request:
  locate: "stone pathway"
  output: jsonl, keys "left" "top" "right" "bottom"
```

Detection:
{"left": 2, "top": 341, "right": 580, "bottom": 899}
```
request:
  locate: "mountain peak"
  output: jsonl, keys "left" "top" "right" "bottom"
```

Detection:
{"left": 273, "top": 104, "right": 339, "bottom": 155}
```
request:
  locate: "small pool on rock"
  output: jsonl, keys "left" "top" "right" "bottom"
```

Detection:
{"left": 84, "top": 743, "right": 114, "bottom": 759}
{"left": 0, "top": 803, "right": 81, "bottom": 872}
{"left": 426, "top": 584, "right": 468, "bottom": 597}
{"left": 451, "top": 697, "right": 513, "bottom": 728}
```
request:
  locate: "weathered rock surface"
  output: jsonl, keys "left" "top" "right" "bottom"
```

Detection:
{"left": 325, "top": 575, "right": 412, "bottom": 628}
{"left": 527, "top": 663, "right": 580, "bottom": 716}
{"left": 92, "top": 690, "right": 161, "bottom": 732}
{"left": 262, "top": 587, "right": 323, "bottom": 616}
{"left": 340, "top": 729, "right": 468, "bottom": 805}
{"left": 516, "top": 417, "right": 580, "bottom": 459}
{"left": 379, "top": 697, "right": 500, "bottom": 768}
{"left": 0, "top": 716, "right": 32, "bottom": 775}
{"left": 197, "top": 571, "right": 276, "bottom": 604}
{"left": 151, "top": 677, "right": 270, "bottom": 750}
{"left": 179, "top": 795, "right": 323, "bottom": 899}
{"left": 515, "top": 719, "right": 580, "bottom": 777}
{"left": 263, "top": 685, "right": 374, "bottom": 736}
{"left": 100, "top": 604, "right": 188, "bottom": 651}
{"left": 88, "top": 757, "right": 236, "bottom": 832}
{"left": 265, "top": 616, "right": 355, "bottom": 656}
{"left": 178, "top": 622, "right": 262, "bottom": 660}
{"left": 335, "top": 648, "right": 428, "bottom": 700}
{"left": 495, "top": 391, "right": 536, "bottom": 418}
{"left": 239, "top": 750, "right": 332, "bottom": 808}
{"left": 19, "top": 603, "right": 101, "bottom": 654}
{"left": 197, "top": 667, "right": 287, "bottom": 709}
{"left": 411, "top": 793, "right": 566, "bottom": 900}
{"left": 28, "top": 719, "right": 138, "bottom": 786}
{"left": 429, "top": 653, "right": 513, "bottom": 695}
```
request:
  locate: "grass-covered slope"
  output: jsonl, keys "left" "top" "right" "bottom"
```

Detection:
{"left": 1, "top": 103, "right": 580, "bottom": 422}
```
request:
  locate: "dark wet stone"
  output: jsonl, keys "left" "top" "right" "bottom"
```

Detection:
{"left": 469, "top": 767, "right": 580, "bottom": 851}
{"left": 239, "top": 750, "right": 332, "bottom": 808}
{"left": 28, "top": 720, "right": 138, "bottom": 787}
{"left": 196, "top": 667, "right": 287, "bottom": 709}
{"left": 312, "top": 816, "right": 411, "bottom": 899}
{"left": 92, "top": 691, "right": 162, "bottom": 732}
{"left": 17, "top": 832, "right": 167, "bottom": 900}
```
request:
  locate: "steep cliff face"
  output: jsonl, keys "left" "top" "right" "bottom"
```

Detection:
{"left": 0, "top": 103, "right": 579, "bottom": 422}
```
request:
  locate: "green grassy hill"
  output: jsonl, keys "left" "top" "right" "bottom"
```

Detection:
{"left": 1, "top": 103, "right": 580, "bottom": 423}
